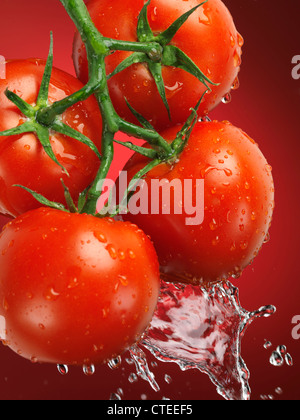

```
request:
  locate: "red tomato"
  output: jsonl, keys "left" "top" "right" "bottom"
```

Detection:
{"left": 121, "top": 121, "right": 275, "bottom": 286}
{"left": 73, "top": 0, "right": 243, "bottom": 131}
{"left": 0, "top": 59, "right": 102, "bottom": 218}
{"left": 0, "top": 208, "right": 160, "bottom": 365}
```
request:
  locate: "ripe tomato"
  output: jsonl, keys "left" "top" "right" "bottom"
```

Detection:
{"left": 121, "top": 121, "right": 275, "bottom": 286}
{"left": 73, "top": 0, "right": 243, "bottom": 131}
{"left": 0, "top": 59, "right": 102, "bottom": 218}
{"left": 0, "top": 208, "right": 160, "bottom": 365}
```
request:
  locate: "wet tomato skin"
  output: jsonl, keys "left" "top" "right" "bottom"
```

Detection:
{"left": 122, "top": 121, "right": 275, "bottom": 286}
{"left": 73, "top": 0, "right": 243, "bottom": 131}
{"left": 0, "top": 59, "right": 102, "bottom": 218}
{"left": 0, "top": 208, "right": 160, "bottom": 365}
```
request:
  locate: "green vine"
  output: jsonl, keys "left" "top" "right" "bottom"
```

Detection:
{"left": 0, "top": 0, "right": 216, "bottom": 216}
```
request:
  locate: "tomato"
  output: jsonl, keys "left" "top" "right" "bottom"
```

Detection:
{"left": 73, "top": 0, "right": 243, "bottom": 131}
{"left": 121, "top": 121, "right": 275, "bottom": 286}
{"left": 0, "top": 208, "right": 160, "bottom": 365}
{"left": 0, "top": 59, "right": 102, "bottom": 218}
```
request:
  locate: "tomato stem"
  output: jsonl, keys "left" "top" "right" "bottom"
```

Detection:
{"left": 55, "top": 0, "right": 211, "bottom": 215}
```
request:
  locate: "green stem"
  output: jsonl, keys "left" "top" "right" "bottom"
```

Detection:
{"left": 103, "top": 38, "right": 162, "bottom": 56}
{"left": 116, "top": 158, "right": 161, "bottom": 216}
{"left": 81, "top": 126, "right": 114, "bottom": 215}
{"left": 118, "top": 118, "right": 173, "bottom": 156}
{"left": 59, "top": 0, "right": 108, "bottom": 56}
{"left": 36, "top": 79, "right": 101, "bottom": 126}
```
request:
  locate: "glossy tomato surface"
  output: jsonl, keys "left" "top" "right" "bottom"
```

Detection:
{"left": 0, "top": 208, "right": 160, "bottom": 365}
{"left": 122, "top": 121, "right": 275, "bottom": 286}
{"left": 0, "top": 59, "right": 102, "bottom": 218}
{"left": 73, "top": 0, "right": 243, "bottom": 131}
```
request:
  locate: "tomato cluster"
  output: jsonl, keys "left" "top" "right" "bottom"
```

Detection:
{"left": 0, "top": 0, "right": 274, "bottom": 367}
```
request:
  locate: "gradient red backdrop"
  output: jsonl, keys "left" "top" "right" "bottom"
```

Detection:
{"left": 0, "top": 0, "right": 299, "bottom": 400}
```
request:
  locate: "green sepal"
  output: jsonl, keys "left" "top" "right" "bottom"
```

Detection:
{"left": 60, "top": 178, "right": 78, "bottom": 213}
{"left": 107, "top": 52, "right": 147, "bottom": 80}
{"left": 35, "top": 124, "right": 69, "bottom": 176}
{"left": 4, "top": 89, "right": 35, "bottom": 118}
{"left": 77, "top": 185, "right": 91, "bottom": 213}
{"left": 52, "top": 120, "right": 102, "bottom": 160}
{"left": 0, "top": 121, "right": 36, "bottom": 137}
{"left": 147, "top": 59, "right": 171, "bottom": 120}
{"left": 13, "top": 185, "right": 67, "bottom": 211}
{"left": 137, "top": 0, "right": 154, "bottom": 42}
{"left": 155, "top": 2, "right": 207, "bottom": 46}
{"left": 115, "top": 158, "right": 161, "bottom": 216}
{"left": 125, "top": 98, "right": 155, "bottom": 131}
{"left": 172, "top": 89, "right": 208, "bottom": 154}
{"left": 37, "top": 32, "right": 54, "bottom": 107}
{"left": 113, "top": 139, "right": 157, "bottom": 159}
{"left": 162, "top": 45, "right": 218, "bottom": 90}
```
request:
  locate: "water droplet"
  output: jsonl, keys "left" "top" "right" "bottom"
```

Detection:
{"left": 118, "top": 275, "right": 128, "bottom": 287}
{"left": 108, "top": 356, "right": 122, "bottom": 370}
{"left": 209, "top": 219, "right": 218, "bottom": 231}
{"left": 44, "top": 286, "right": 60, "bottom": 301}
{"left": 212, "top": 236, "right": 220, "bottom": 246}
{"left": 128, "top": 372, "right": 138, "bottom": 383}
{"left": 285, "top": 353, "right": 293, "bottom": 367}
{"left": 231, "top": 77, "right": 240, "bottom": 91}
{"left": 102, "top": 307, "right": 110, "bottom": 319}
{"left": 164, "top": 374, "right": 172, "bottom": 384}
{"left": 263, "top": 341, "right": 272, "bottom": 349}
{"left": 265, "top": 164, "right": 273, "bottom": 173}
{"left": 264, "top": 232, "right": 271, "bottom": 244}
{"left": 150, "top": 6, "right": 158, "bottom": 21}
{"left": 237, "top": 33, "right": 244, "bottom": 47}
{"left": 3, "top": 298, "right": 9, "bottom": 312}
{"left": 94, "top": 231, "right": 107, "bottom": 243}
{"left": 57, "top": 364, "right": 69, "bottom": 375}
{"left": 233, "top": 50, "right": 242, "bottom": 67}
{"left": 110, "top": 392, "right": 122, "bottom": 400}
{"left": 128, "top": 250, "right": 136, "bottom": 259}
{"left": 106, "top": 244, "right": 117, "bottom": 260}
{"left": 83, "top": 364, "right": 95, "bottom": 376}
{"left": 224, "top": 168, "right": 233, "bottom": 177}
{"left": 270, "top": 351, "right": 284, "bottom": 367}
{"left": 222, "top": 93, "right": 232, "bottom": 104}
{"left": 240, "top": 241, "right": 248, "bottom": 250}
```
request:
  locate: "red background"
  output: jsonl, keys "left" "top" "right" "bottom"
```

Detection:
{"left": 0, "top": 0, "right": 299, "bottom": 400}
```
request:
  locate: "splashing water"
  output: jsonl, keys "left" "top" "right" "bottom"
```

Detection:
{"left": 139, "top": 280, "right": 276, "bottom": 401}
{"left": 56, "top": 280, "right": 276, "bottom": 401}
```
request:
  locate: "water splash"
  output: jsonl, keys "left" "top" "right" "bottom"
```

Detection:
{"left": 54, "top": 280, "right": 276, "bottom": 401}
{"left": 138, "top": 280, "right": 276, "bottom": 401}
